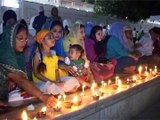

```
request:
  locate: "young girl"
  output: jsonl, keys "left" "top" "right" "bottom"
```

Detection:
{"left": 32, "top": 30, "right": 80, "bottom": 95}
{"left": 85, "top": 26, "right": 117, "bottom": 82}
{"left": 67, "top": 44, "right": 91, "bottom": 87}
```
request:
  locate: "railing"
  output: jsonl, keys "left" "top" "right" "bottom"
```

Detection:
{"left": 24, "top": 0, "right": 94, "bottom": 12}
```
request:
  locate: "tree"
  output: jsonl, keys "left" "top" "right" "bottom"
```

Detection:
{"left": 94, "top": 0, "right": 160, "bottom": 22}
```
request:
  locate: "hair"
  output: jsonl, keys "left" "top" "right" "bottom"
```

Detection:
{"left": 90, "top": 25, "right": 102, "bottom": 42}
{"left": 150, "top": 27, "right": 160, "bottom": 35}
{"left": 64, "top": 25, "right": 70, "bottom": 35}
{"left": 16, "top": 19, "right": 28, "bottom": 35}
{"left": 80, "top": 24, "right": 85, "bottom": 29}
{"left": 50, "top": 20, "right": 63, "bottom": 30}
{"left": 69, "top": 44, "right": 84, "bottom": 59}
{"left": 51, "top": 7, "right": 58, "bottom": 16}
{"left": 37, "top": 44, "right": 47, "bottom": 74}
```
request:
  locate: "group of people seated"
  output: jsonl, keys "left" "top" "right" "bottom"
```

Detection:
{"left": 0, "top": 7, "right": 160, "bottom": 110}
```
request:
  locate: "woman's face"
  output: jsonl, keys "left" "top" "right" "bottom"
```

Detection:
{"left": 43, "top": 33, "right": 55, "bottom": 48}
{"left": 51, "top": 25, "right": 62, "bottom": 41}
{"left": 95, "top": 30, "right": 103, "bottom": 41}
{"left": 125, "top": 30, "right": 133, "bottom": 40}
{"left": 15, "top": 29, "right": 28, "bottom": 52}
{"left": 77, "top": 27, "right": 85, "bottom": 41}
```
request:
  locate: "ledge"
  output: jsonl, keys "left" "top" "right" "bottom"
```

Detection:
{"left": 1, "top": 75, "right": 160, "bottom": 120}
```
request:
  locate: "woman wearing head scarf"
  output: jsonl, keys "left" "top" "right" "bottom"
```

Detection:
{"left": 0, "top": 20, "right": 56, "bottom": 108}
{"left": 63, "top": 23, "right": 90, "bottom": 81}
{"left": 109, "top": 22, "right": 135, "bottom": 52}
{"left": 63, "top": 23, "right": 85, "bottom": 53}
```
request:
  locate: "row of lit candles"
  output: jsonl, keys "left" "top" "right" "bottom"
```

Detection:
{"left": 19, "top": 65, "right": 158, "bottom": 120}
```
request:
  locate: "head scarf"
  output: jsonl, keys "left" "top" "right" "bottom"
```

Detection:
{"left": 123, "top": 26, "right": 134, "bottom": 51}
{"left": 3, "top": 10, "right": 17, "bottom": 27}
{"left": 35, "top": 30, "right": 50, "bottom": 44}
{"left": 109, "top": 22, "right": 132, "bottom": 52}
{"left": 0, "top": 20, "right": 28, "bottom": 71}
{"left": 41, "top": 20, "right": 66, "bottom": 57}
{"left": 85, "top": 22, "right": 93, "bottom": 38}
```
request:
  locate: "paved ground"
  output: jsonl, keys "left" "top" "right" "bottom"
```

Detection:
{"left": 131, "top": 99, "right": 160, "bottom": 120}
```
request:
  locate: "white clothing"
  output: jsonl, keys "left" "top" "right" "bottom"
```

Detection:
{"left": 36, "top": 76, "right": 80, "bottom": 95}
{"left": 137, "top": 33, "right": 154, "bottom": 56}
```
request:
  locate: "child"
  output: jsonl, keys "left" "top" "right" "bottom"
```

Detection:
{"left": 66, "top": 44, "right": 91, "bottom": 87}
{"left": 32, "top": 30, "right": 80, "bottom": 95}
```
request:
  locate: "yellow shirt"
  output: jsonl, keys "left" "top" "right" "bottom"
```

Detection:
{"left": 33, "top": 53, "right": 68, "bottom": 83}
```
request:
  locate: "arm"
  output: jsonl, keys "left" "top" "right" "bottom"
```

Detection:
{"left": 33, "top": 54, "right": 53, "bottom": 82}
{"left": 7, "top": 72, "right": 57, "bottom": 105}
{"left": 32, "top": 17, "right": 38, "bottom": 30}
{"left": 109, "top": 37, "right": 129, "bottom": 57}
{"left": 85, "top": 40, "right": 97, "bottom": 62}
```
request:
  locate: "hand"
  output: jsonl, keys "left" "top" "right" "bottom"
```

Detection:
{"left": 81, "top": 68, "right": 88, "bottom": 76}
{"left": 132, "top": 56, "right": 139, "bottom": 61}
{"left": 46, "top": 96, "right": 57, "bottom": 108}
{"left": 106, "top": 63, "right": 114, "bottom": 70}
{"left": 134, "top": 43, "right": 142, "bottom": 48}
{"left": 66, "top": 66, "right": 77, "bottom": 76}
{"left": 7, "top": 80, "right": 17, "bottom": 92}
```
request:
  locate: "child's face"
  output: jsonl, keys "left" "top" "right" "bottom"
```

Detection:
{"left": 51, "top": 25, "right": 63, "bottom": 41}
{"left": 15, "top": 29, "right": 28, "bottom": 52}
{"left": 95, "top": 30, "right": 103, "bottom": 41}
{"left": 69, "top": 48, "right": 81, "bottom": 60}
{"left": 43, "top": 33, "right": 55, "bottom": 48}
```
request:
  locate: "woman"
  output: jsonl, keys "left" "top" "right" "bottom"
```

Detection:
{"left": 63, "top": 23, "right": 85, "bottom": 54}
{"left": 0, "top": 20, "right": 56, "bottom": 108}
{"left": 63, "top": 23, "right": 90, "bottom": 82}
{"left": 85, "top": 26, "right": 117, "bottom": 82}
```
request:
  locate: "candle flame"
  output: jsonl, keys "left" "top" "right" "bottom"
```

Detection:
{"left": 58, "top": 95, "right": 62, "bottom": 100}
{"left": 73, "top": 96, "right": 78, "bottom": 103}
{"left": 63, "top": 94, "right": 66, "bottom": 102}
{"left": 56, "top": 101, "right": 62, "bottom": 108}
{"left": 108, "top": 80, "right": 111, "bottom": 85}
{"left": 138, "top": 66, "right": 142, "bottom": 74}
{"left": 21, "top": 110, "right": 28, "bottom": 120}
{"left": 41, "top": 106, "right": 47, "bottom": 112}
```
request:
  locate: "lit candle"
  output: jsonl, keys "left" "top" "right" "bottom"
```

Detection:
{"left": 99, "top": 88, "right": 104, "bottom": 96}
{"left": 22, "top": 110, "right": 28, "bottom": 120}
{"left": 53, "top": 101, "right": 62, "bottom": 112}
{"left": 73, "top": 96, "right": 81, "bottom": 106}
{"left": 63, "top": 94, "right": 66, "bottom": 102}
{"left": 138, "top": 66, "right": 142, "bottom": 75}
{"left": 108, "top": 80, "right": 111, "bottom": 85}
{"left": 145, "top": 66, "right": 148, "bottom": 72}
{"left": 101, "top": 80, "right": 104, "bottom": 88}
{"left": 33, "top": 117, "right": 37, "bottom": 120}
{"left": 115, "top": 76, "right": 119, "bottom": 85}
{"left": 150, "top": 68, "right": 152, "bottom": 74}
{"left": 154, "top": 66, "right": 157, "bottom": 74}
{"left": 37, "top": 106, "right": 46, "bottom": 118}
{"left": 82, "top": 84, "right": 85, "bottom": 96}
{"left": 91, "top": 82, "right": 97, "bottom": 93}
{"left": 127, "top": 78, "right": 130, "bottom": 84}
{"left": 58, "top": 95, "right": 62, "bottom": 100}
{"left": 92, "top": 92, "right": 99, "bottom": 100}
{"left": 132, "top": 76, "right": 137, "bottom": 83}
{"left": 117, "top": 79, "right": 122, "bottom": 87}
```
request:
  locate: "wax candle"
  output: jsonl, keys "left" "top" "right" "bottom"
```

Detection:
{"left": 53, "top": 101, "right": 62, "bottom": 112}
{"left": 92, "top": 92, "right": 99, "bottom": 100}
{"left": 22, "top": 110, "right": 28, "bottom": 120}
{"left": 73, "top": 96, "right": 82, "bottom": 106}
{"left": 138, "top": 66, "right": 142, "bottom": 75}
